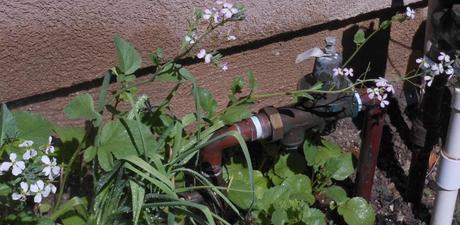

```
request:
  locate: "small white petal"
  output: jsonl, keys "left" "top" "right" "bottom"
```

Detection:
{"left": 204, "top": 54, "right": 212, "bottom": 64}
{"left": 197, "top": 49, "right": 206, "bottom": 59}
{"left": 20, "top": 182, "right": 28, "bottom": 192}
{"left": 41, "top": 155, "right": 51, "bottom": 165}
{"left": 52, "top": 166, "right": 61, "bottom": 176}
{"left": 12, "top": 193, "right": 22, "bottom": 200}
{"left": 227, "top": 35, "right": 236, "bottom": 41}
{"left": 43, "top": 167, "right": 51, "bottom": 176}
{"left": 16, "top": 161, "right": 25, "bottom": 170}
{"left": 9, "top": 153, "right": 17, "bottom": 162}
{"left": 30, "top": 184, "right": 38, "bottom": 193}
{"left": 34, "top": 193, "right": 42, "bottom": 203}
{"left": 36, "top": 180, "right": 44, "bottom": 190}
{"left": 0, "top": 162, "right": 12, "bottom": 171}
{"left": 12, "top": 165, "right": 23, "bottom": 176}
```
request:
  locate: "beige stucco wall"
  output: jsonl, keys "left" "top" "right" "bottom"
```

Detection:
{"left": 0, "top": 0, "right": 426, "bottom": 124}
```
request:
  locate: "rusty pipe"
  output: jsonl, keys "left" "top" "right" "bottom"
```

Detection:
{"left": 355, "top": 103, "right": 385, "bottom": 200}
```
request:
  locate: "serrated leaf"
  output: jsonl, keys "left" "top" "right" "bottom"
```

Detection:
{"left": 353, "top": 29, "right": 365, "bottom": 46}
{"left": 231, "top": 76, "right": 244, "bottom": 94}
{"left": 221, "top": 104, "right": 251, "bottom": 125}
{"left": 274, "top": 153, "right": 307, "bottom": 179}
{"left": 14, "top": 112, "right": 54, "bottom": 146}
{"left": 64, "top": 94, "right": 100, "bottom": 121}
{"left": 114, "top": 36, "right": 141, "bottom": 75}
{"left": 271, "top": 209, "right": 288, "bottom": 225}
{"left": 178, "top": 67, "right": 194, "bottom": 80}
{"left": 324, "top": 153, "right": 354, "bottom": 180}
{"left": 196, "top": 87, "right": 217, "bottom": 118}
{"left": 226, "top": 164, "right": 268, "bottom": 209}
{"left": 304, "top": 140, "right": 341, "bottom": 170}
{"left": 301, "top": 207, "right": 326, "bottom": 225}
{"left": 338, "top": 197, "right": 375, "bottom": 225}
{"left": 280, "top": 174, "right": 315, "bottom": 205}
{"left": 0, "top": 104, "right": 17, "bottom": 146}
{"left": 322, "top": 185, "right": 350, "bottom": 205}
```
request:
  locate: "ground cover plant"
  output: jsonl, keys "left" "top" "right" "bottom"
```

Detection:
{"left": 0, "top": 2, "right": 454, "bottom": 225}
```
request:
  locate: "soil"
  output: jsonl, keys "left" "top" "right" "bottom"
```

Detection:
{"left": 328, "top": 82, "right": 460, "bottom": 225}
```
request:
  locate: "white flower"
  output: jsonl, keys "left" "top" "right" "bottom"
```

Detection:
{"left": 41, "top": 156, "right": 60, "bottom": 180}
{"left": 367, "top": 88, "right": 380, "bottom": 100}
{"left": 343, "top": 68, "right": 354, "bottom": 77}
{"left": 221, "top": 3, "right": 239, "bottom": 19}
{"left": 0, "top": 153, "right": 26, "bottom": 176}
{"left": 45, "top": 136, "right": 55, "bottom": 154}
{"left": 30, "top": 180, "right": 50, "bottom": 203}
{"left": 431, "top": 63, "right": 443, "bottom": 75}
{"left": 18, "top": 140, "right": 33, "bottom": 148}
{"left": 202, "top": 8, "right": 213, "bottom": 20}
{"left": 333, "top": 68, "right": 343, "bottom": 76}
{"left": 405, "top": 7, "right": 415, "bottom": 20}
{"left": 424, "top": 75, "right": 433, "bottom": 87}
{"left": 12, "top": 182, "right": 29, "bottom": 201}
{"left": 416, "top": 57, "right": 430, "bottom": 68}
{"left": 438, "top": 52, "right": 451, "bottom": 63}
{"left": 185, "top": 32, "right": 196, "bottom": 44}
{"left": 221, "top": 62, "right": 229, "bottom": 71}
{"left": 385, "top": 84, "right": 395, "bottom": 94}
{"left": 197, "top": 49, "right": 213, "bottom": 64}
{"left": 45, "top": 183, "right": 57, "bottom": 194}
{"left": 23, "top": 149, "right": 38, "bottom": 160}
{"left": 375, "top": 77, "right": 388, "bottom": 87}
{"left": 227, "top": 35, "right": 236, "bottom": 41}
{"left": 378, "top": 93, "right": 390, "bottom": 108}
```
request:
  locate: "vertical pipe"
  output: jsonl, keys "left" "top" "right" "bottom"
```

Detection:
{"left": 431, "top": 86, "right": 460, "bottom": 225}
{"left": 356, "top": 106, "right": 385, "bottom": 200}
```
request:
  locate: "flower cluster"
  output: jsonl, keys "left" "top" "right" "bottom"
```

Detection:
{"left": 0, "top": 137, "right": 60, "bottom": 203}
{"left": 187, "top": 1, "right": 242, "bottom": 71}
{"left": 366, "top": 77, "right": 394, "bottom": 108}
{"left": 405, "top": 7, "right": 415, "bottom": 20}
{"left": 333, "top": 67, "right": 354, "bottom": 77}
{"left": 416, "top": 52, "right": 455, "bottom": 87}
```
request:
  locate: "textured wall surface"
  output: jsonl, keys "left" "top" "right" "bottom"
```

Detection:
{"left": 0, "top": 0, "right": 426, "bottom": 125}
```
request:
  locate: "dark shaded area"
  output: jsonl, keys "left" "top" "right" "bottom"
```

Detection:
{"left": 5, "top": 1, "right": 427, "bottom": 110}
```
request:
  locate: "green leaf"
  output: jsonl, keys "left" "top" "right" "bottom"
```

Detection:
{"left": 37, "top": 218, "right": 56, "bottom": 225}
{"left": 353, "top": 29, "right": 366, "bottom": 46}
{"left": 379, "top": 20, "right": 391, "bottom": 30}
{"left": 149, "top": 48, "right": 163, "bottom": 66}
{"left": 247, "top": 70, "right": 256, "bottom": 94}
{"left": 322, "top": 185, "right": 350, "bottom": 205}
{"left": 96, "top": 119, "right": 157, "bottom": 171}
{"left": 304, "top": 140, "right": 340, "bottom": 170}
{"left": 301, "top": 207, "right": 326, "bottom": 225}
{"left": 324, "top": 152, "right": 354, "bottom": 180}
{"left": 178, "top": 67, "right": 194, "bottom": 80}
{"left": 226, "top": 164, "right": 268, "bottom": 209}
{"left": 280, "top": 174, "right": 315, "bottom": 205}
{"left": 39, "top": 203, "right": 52, "bottom": 213}
{"left": 50, "top": 197, "right": 88, "bottom": 221}
{"left": 64, "top": 94, "right": 101, "bottom": 121}
{"left": 14, "top": 112, "right": 54, "bottom": 146}
{"left": 271, "top": 209, "right": 288, "bottom": 225}
{"left": 338, "top": 197, "right": 375, "bottom": 225}
{"left": 0, "top": 104, "right": 17, "bottom": 146}
{"left": 221, "top": 104, "right": 251, "bottom": 125}
{"left": 0, "top": 183, "right": 11, "bottom": 196}
{"left": 196, "top": 87, "right": 217, "bottom": 117}
{"left": 129, "top": 181, "right": 145, "bottom": 225}
{"left": 231, "top": 76, "right": 244, "bottom": 94}
{"left": 274, "top": 152, "right": 307, "bottom": 179}
{"left": 97, "top": 72, "right": 112, "bottom": 113}
{"left": 54, "top": 126, "right": 86, "bottom": 163}
{"left": 114, "top": 36, "right": 142, "bottom": 75}
{"left": 83, "top": 146, "right": 97, "bottom": 162}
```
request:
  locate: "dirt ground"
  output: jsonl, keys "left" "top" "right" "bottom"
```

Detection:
{"left": 328, "top": 82, "right": 460, "bottom": 225}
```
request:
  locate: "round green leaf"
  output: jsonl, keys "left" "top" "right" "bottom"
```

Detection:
{"left": 338, "top": 197, "right": 375, "bottom": 225}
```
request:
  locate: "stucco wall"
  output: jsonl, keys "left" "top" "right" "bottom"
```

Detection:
{"left": 1, "top": 0, "right": 426, "bottom": 124}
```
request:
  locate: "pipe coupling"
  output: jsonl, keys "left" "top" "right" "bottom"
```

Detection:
{"left": 436, "top": 150, "right": 460, "bottom": 190}
{"left": 261, "top": 107, "right": 284, "bottom": 141}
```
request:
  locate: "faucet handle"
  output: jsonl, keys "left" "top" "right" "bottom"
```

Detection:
{"left": 295, "top": 47, "right": 325, "bottom": 64}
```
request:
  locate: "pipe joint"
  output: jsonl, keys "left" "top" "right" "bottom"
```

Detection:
{"left": 436, "top": 150, "right": 460, "bottom": 190}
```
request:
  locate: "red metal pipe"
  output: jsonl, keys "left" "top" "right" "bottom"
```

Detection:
{"left": 355, "top": 100, "right": 385, "bottom": 200}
